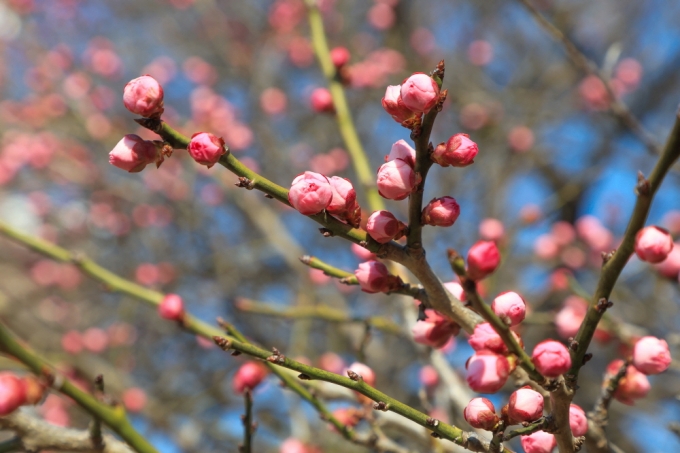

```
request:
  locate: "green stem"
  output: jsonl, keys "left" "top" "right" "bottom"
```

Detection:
{"left": 0, "top": 323, "right": 159, "bottom": 453}
{"left": 305, "top": 0, "right": 384, "bottom": 212}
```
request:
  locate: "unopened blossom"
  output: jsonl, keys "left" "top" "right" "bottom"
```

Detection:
{"left": 463, "top": 397, "right": 498, "bottom": 430}
{"left": 158, "top": 294, "right": 185, "bottom": 321}
{"left": 366, "top": 210, "right": 406, "bottom": 243}
{"left": 347, "top": 362, "right": 376, "bottom": 386}
{"left": 279, "top": 438, "right": 309, "bottom": 453}
{"left": 654, "top": 244, "right": 680, "bottom": 278}
{"left": 479, "top": 218, "right": 505, "bottom": 242}
{"left": 422, "top": 196, "right": 460, "bottom": 227}
{"left": 354, "top": 261, "right": 401, "bottom": 293}
{"left": 123, "top": 75, "right": 164, "bottom": 118}
{"left": 520, "top": 431, "right": 557, "bottom": 453}
{"left": 531, "top": 340, "right": 572, "bottom": 378}
{"left": 310, "top": 88, "right": 334, "bottom": 113}
{"left": 635, "top": 226, "right": 673, "bottom": 263}
{"left": 0, "top": 373, "right": 26, "bottom": 416}
{"left": 326, "top": 176, "right": 360, "bottom": 226}
{"left": 508, "top": 386, "right": 544, "bottom": 424}
{"left": 607, "top": 360, "right": 650, "bottom": 405}
{"left": 468, "top": 323, "right": 508, "bottom": 354}
{"left": 467, "top": 241, "right": 501, "bottom": 280}
{"left": 555, "top": 296, "right": 587, "bottom": 339}
{"left": 569, "top": 404, "right": 588, "bottom": 436}
{"left": 376, "top": 159, "right": 417, "bottom": 200}
{"left": 419, "top": 365, "right": 439, "bottom": 389}
{"left": 330, "top": 46, "right": 351, "bottom": 68}
{"left": 412, "top": 309, "right": 460, "bottom": 349}
{"left": 385, "top": 139, "right": 416, "bottom": 167}
{"left": 288, "top": 171, "right": 333, "bottom": 215}
{"left": 381, "top": 85, "right": 416, "bottom": 123}
{"left": 400, "top": 73, "right": 440, "bottom": 114}
{"left": 466, "top": 350, "right": 511, "bottom": 393}
{"left": 632, "top": 336, "right": 671, "bottom": 375}
{"left": 491, "top": 291, "right": 526, "bottom": 326}
{"left": 109, "top": 134, "right": 159, "bottom": 173}
{"left": 443, "top": 281, "right": 466, "bottom": 302}
{"left": 187, "top": 132, "right": 226, "bottom": 168}
{"left": 232, "top": 361, "right": 268, "bottom": 393}
{"left": 431, "top": 133, "right": 479, "bottom": 167}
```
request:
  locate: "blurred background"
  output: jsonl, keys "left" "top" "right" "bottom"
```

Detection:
{"left": 0, "top": 0, "right": 679, "bottom": 451}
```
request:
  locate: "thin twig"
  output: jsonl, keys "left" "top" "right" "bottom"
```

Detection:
{"left": 239, "top": 389, "right": 254, "bottom": 453}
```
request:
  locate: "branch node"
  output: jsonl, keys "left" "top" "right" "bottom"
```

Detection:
{"left": 297, "top": 373, "right": 311, "bottom": 380}
{"left": 213, "top": 336, "right": 232, "bottom": 350}
{"left": 347, "top": 370, "right": 362, "bottom": 382}
{"left": 425, "top": 417, "right": 440, "bottom": 427}
{"left": 596, "top": 298, "right": 614, "bottom": 313}
{"left": 635, "top": 171, "right": 651, "bottom": 196}
{"left": 235, "top": 177, "right": 255, "bottom": 190}
{"left": 372, "top": 401, "right": 389, "bottom": 411}
{"left": 318, "top": 228, "right": 334, "bottom": 237}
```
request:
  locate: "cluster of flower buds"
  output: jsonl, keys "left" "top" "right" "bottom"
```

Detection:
{"left": 288, "top": 172, "right": 361, "bottom": 226}
{"left": 411, "top": 309, "right": 460, "bottom": 348}
{"left": 354, "top": 261, "right": 403, "bottom": 293}
{"left": 377, "top": 140, "right": 420, "bottom": 200}
{"left": 381, "top": 73, "right": 440, "bottom": 125}
{"left": 0, "top": 373, "right": 45, "bottom": 416}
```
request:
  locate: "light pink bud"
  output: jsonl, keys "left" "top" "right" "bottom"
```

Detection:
{"left": 354, "top": 260, "right": 400, "bottom": 293}
{"left": 491, "top": 291, "right": 526, "bottom": 326}
{"left": 347, "top": 362, "right": 376, "bottom": 386}
{"left": 419, "top": 365, "right": 439, "bottom": 389}
{"left": 467, "top": 241, "right": 501, "bottom": 280}
{"left": 520, "top": 431, "right": 557, "bottom": 453}
{"left": 531, "top": 340, "right": 572, "bottom": 378}
{"left": 351, "top": 242, "right": 375, "bottom": 261}
{"left": 412, "top": 309, "right": 460, "bottom": 349}
{"left": 122, "top": 387, "right": 147, "bottom": 413}
{"left": 330, "top": 46, "right": 351, "bottom": 68}
{"left": 431, "top": 133, "right": 479, "bottom": 167}
{"left": 385, "top": 139, "right": 416, "bottom": 167}
{"left": 288, "top": 171, "right": 334, "bottom": 215}
{"left": 123, "top": 75, "right": 164, "bottom": 118}
{"left": 310, "top": 88, "right": 334, "bottom": 113}
{"left": 422, "top": 196, "right": 460, "bottom": 227}
{"left": 109, "top": 134, "right": 159, "bottom": 173}
{"left": 463, "top": 397, "right": 499, "bottom": 430}
{"left": 635, "top": 226, "right": 673, "bottom": 263}
{"left": 443, "top": 281, "right": 466, "bottom": 302}
{"left": 232, "top": 361, "right": 268, "bottom": 393}
{"left": 376, "top": 159, "right": 417, "bottom": 200}
{"left": 575, "top": 216, "right": 613, "bottom": 252}
{"left": 326, "top": 176, "right": 359, "bottom": 224}
{"left": 632, "top": 336, "right": 671, "bottom": 375}
{"left": 655, "top": 243, "right": 680, "bottom": 278}
{"left": 187, "top": 132, "right": 226, "bottom": 168}
{"left": 569, "top": 404, "right": 588, "bottom": 437}
{"left": 0, "top": 373, "right": 26, "bottom": 416}
{"left": 468, "top": 323, "right": 507, "bottom": 354}
{"left": 479, "top": 218, "right": 505, "bottom": 242}
{"left": 366, "top": 210, "right": 406, "bottom": 243}
{"left": 158, "top": 294, "right": 185, "bottom": 321}
{"left": 279, "top": 438, "right": 307, "bottom": 453}
{"left": 554, "top": 296, "right": 587, "bottom": 340}
{"left": 381, "top": 85, "right": 415, "bottom": 123}
{"left": 400, "top": 73, "right": 440, "bottom": 114}
{"left": 465, "top": 350, "right": 511, "bottom": 393}
{"left": 508, "top": 386, "right": 544, "bottom": 423}
{"left": 607, "top": 360, "right": 650, "bottom": 404}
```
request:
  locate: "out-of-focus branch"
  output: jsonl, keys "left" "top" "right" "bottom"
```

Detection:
{"left": 0, "top": 410, "right": 134, "bottom": 453}
{"left": 239, "top": 389, "right": 254, "bottom": 453}
{"left": 235, "top": 298, "right": 405, "bottom": 336}
{"left": 0, "top": 323, "right": 158, "bottom": 453}
{"left": 513, "top": 0, "right": 661, "bottom": 155}
{"left": 586, "top": 361, "right": 629, "bottom": 453}
{"left": 304, "top": 0, "right": 384, "bottom": 211}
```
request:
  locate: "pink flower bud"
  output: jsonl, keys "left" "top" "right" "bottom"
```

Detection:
{"left": 376, "top": 159, "right": 417, "bottom": 200}
{"left": 385, "top": 139, "right": 416, "bottom": 167}
{"left": 419, "top": 365, "right": 439, "bottom": 389}
{"left": 507, "top": 386, "right": 544, "bottom": 423}
{"left": 330, "top": 46, "right": 351, "bottom": 68}
{"left": 576, "top": 216, "right": 613, "bottom": 252}
{"left": 491, "top": 291, "right": 526, "bottom": 326}
{"left": 109, "top": 134, "right": 159, "bottom": 173}
{"left": 468, "top": 323, "right": 508, "bottom": 354}
{"left": 122, "top": 387, "right": 147, "bottom": 413}
{"left": 123, "top": 75, "right": 164, "bottom": 118}
{"left": 310, "top": 88, "right": 334, "bottom": 113}
{"left": 520, "top": 431, "right": 557, "bottom": 453}
{"left": 232, "top": 361, "right": 268, "bottom": 393}
{"left": 531, "top": 340, "right": 572, "bottom": 378}
{"left": 554, "top": 296, "right": 587, "bottom": 339}
{"left": 0, "top": 373, "right": 26, "bottom": 416}
{"left": 351, "top": 242, "right": 375, "bottom": 261}
{"left": 463, "top": 397, "right": 499, "bottom": 430}
{"left": 400, "top": 73, "right": 440, "bottom": 114}
{"left": 347, "top": 362, "right": 376, "bottom": 386}
{"left": 655, "top": 243, "right": 680, "bottom": 278}
{"left": 431, "top": 133, "right": 479, "bottom": 167}
{"left": 326, "top": 176, "right": 360, "bottom": 226}
{"left": 158, "top": 294, "right": 185, "bottom": 321}
{"left": 607, "top": 360, "right": 650, "bottom": 404}
{"left": 187, "top": 132, "right": 226, "bottom": 168}
{"left": 479, "top": 218, "right": 505, "bottom": 242}
{"left": 422, "top": 196, "right": 460, "bottom": 227}
{"left": 381, "top": 85, "right": 415, "bottom": 123}
{"left": 412, "top": 309, "right": 460, "bottom": 349}
{"left": 635, "top": 226, "right": 673, "bottom": 263}
{"left": 366, "top": 210, "right": 406, "bottom": 243}
{"left": 465, "top": 350, "right": 511, "bottom": 393}
{"left": 467, "top": 241, "right": 501, "bottom": 280}
{"left": 331, "top": 407, "right": 362, "bottom": 428}
{"left": 569, "top": 404, "right": 588, "bottom": 437}
{"left": 354, "top": 260, "right": 401, "bottom": 293}
{"left": 288, "top": 171, "right": 334, "bottom": 215}
{"left": 632, "top": 336, "right": 671, "bottom": 375}
{"left": 279, "top": 438, "right": 308, "bottom": 453}
{"left": 443, "top": 281, "right": 466, "bottom": 302}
